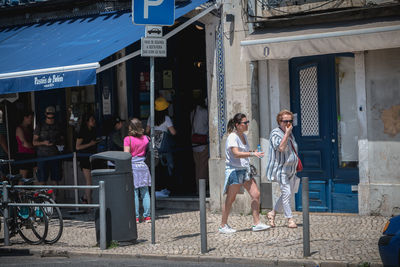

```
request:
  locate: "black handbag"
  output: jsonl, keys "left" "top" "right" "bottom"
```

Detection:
{"left": 156, "top": 130, "right": 175, "bottom": 154}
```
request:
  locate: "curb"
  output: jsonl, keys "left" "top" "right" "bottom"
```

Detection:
{"left": 26, "top": 248, "right": 383, "bottom": 266}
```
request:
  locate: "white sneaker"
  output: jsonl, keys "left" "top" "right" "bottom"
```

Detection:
{"left": 252, "top": 222, "right": 271, "bottom": 232}
{"left": 219, "top": 224, "right": 236, "bottom": 234}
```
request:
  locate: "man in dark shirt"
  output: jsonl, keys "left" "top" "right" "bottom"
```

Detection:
{"left": 108, "top": 116, "right": 125, "bottom": 151}
{"left": 33, "top": 106, "right": 64, "bottom": 185}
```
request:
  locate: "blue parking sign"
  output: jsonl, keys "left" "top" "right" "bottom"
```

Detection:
{"left": 132, "top": 0, "right": 175, "bottom": 26}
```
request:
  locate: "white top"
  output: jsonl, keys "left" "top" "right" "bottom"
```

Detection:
{"left": 225, "top": 132, "right": 250, "bottom": 168}
{"left": 190, "top": 105, "right": 209, "bottom": 153}
{"left": 147, "top": 115, "right": 173, "bottom": 132}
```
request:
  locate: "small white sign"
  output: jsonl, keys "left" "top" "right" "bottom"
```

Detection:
{"left": 141, "top": 37, "right": 167, "bottom": 57}
{"left": 145, "top": 25, "right": 162, "bottom": 38}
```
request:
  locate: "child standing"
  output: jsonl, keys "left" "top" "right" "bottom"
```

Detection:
{"left": 124, "top": 118, "right": 151, "bottom": 223}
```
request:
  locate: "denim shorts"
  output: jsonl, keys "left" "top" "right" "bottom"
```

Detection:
{"left": 223, "top": 165, "right": 251, "bottom": 194}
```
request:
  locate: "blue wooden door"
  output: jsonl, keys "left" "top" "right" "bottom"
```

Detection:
{"left": 290, "top": 55, "right": 359, "bottom": 213}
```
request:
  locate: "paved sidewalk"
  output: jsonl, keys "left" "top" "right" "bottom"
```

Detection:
{"left": 1, "top": 209, "right": 387, "bottom": 266}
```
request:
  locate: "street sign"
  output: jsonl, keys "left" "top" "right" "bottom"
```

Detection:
{"left": 145, "top": 25, "right": 163, "bottom": 38}
{"left": 132, "top": 0, "right": 175, "bottom": 26}
{"left": 141, "top": 37, "right": 167, "bottom": 57}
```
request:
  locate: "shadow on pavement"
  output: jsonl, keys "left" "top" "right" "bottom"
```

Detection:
{"left": 0, "top": 248, "right": 32, "bottom": 257}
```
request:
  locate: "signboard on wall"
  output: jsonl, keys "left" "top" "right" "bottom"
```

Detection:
{"left": 102, "top": 86, "right": 111, "bottom": 115}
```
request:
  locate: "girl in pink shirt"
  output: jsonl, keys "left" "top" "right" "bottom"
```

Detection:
{"left": 124, "top": 118, "right": 151, "bottom": 223}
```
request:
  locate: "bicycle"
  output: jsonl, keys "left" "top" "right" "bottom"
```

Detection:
{"left": 1, "top": 173, "right": 49, "bottom": 245}
{"left": 31, "top": 188, "right": 63, "bottom": 244}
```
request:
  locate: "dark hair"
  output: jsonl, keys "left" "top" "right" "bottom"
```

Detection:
{"left": 227, "top": 113, "right": 246, "bottom": 134}
{"left": 19, "top": 110, "right": 34, "bottom": 125}
{"left": 155, "top": 109, "right": 168, "bottom": 126}
{"left": 80, "top": 113, "right": 95, "bottom": 130}
{"left": 22, "top": 110, "right": 34, "bottom": 118}
{"left": 128, "top": 118, "right": 144, "bottom": 137}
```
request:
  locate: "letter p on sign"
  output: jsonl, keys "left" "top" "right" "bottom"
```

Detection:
{"left": 132, "top": 0, "right": 175, "bottom": 26}
{"left": 144, "top": 0, "right": 164, "bottom": 19}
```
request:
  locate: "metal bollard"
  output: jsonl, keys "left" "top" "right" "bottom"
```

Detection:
{"left": 2, "top": 181, "right": 9, "bottom": 246}
{"left": 199, "top": 179, "right": 207, "bottom": 254}
{"left": 302, "top": 176, "right": 310, "bottom": 257}
{"left": 99, "top": 181, "right": 106, "bottom": 250}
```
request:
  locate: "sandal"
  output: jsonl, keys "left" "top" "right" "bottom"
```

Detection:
{"left": 288, "top": 219, "right": 297, "bottom": 228}
{"left": 267, "top": 211, "right": 276, "bottom": 227}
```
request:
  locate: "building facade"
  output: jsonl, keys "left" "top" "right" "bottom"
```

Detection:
{"left": 207, "top": 0, "right": 400, "bottom": 216}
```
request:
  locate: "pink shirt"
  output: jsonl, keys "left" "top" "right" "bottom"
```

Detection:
{"left": 123, "top": 135, "right": 149, "bottom": 157}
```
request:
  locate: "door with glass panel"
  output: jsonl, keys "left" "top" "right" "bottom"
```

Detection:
{"left": 290, "top": 54, "right": 359, "bottom": 213}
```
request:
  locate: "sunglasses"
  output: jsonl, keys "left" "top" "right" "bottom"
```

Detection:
{"left": 240, "top": 120, "right": 250, "bottom": 125}
{"left": 281, "top": 120, "right": 293, "bottom": 123}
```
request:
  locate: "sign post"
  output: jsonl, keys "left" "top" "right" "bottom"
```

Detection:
{"left": 0, "top": 93, "right": 18, "bottom": 174}
{"left": 133, "top": 0, "right": 174, "bottom": 245}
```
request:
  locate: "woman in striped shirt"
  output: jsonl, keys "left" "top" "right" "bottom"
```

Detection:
{"left": 266, "top": 109, "right": 299, "bottom": 228}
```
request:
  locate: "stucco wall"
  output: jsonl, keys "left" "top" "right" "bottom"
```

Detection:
{"left": 208, "top": 0, "right": 263, "bottom": 214}
{"left": 360, "top": 48, "right": 400, "bottom": 216}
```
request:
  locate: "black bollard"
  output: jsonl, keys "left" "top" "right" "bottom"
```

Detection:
{"left": 302, "top": 176, "right": 310, "bottom": 257}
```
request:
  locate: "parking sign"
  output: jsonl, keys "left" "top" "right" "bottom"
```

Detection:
{"left": 132, "top": 0, "right": 175, "bottom": 26}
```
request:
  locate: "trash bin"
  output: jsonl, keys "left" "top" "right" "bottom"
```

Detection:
{"left": 91, "top": 151, "right": 136, "bottom": 246}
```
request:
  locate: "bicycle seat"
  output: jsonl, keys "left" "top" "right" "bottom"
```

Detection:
{"left": 6, "top": 174, "right": 22, "bottom": 181}
{"left": 20, "top": 178, "right": 35, "bottom": 185}
{"left": 6, "top": 174, "right": 22, "bottom": 185}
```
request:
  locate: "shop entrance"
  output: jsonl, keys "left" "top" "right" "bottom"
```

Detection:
{"left": 127, "top": 23, "right": 208, "bottom": 196}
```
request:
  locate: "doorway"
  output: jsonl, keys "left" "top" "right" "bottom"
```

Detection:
{"left": 290, "top": 54, "right": 359, "bottom": 213}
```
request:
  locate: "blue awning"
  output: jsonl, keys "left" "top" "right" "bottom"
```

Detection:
{"left": 0, "top": 0, "right": 208, "bottom": 94}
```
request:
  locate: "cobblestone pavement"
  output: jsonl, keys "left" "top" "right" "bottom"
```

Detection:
{"left": 0, "top": 209, "right": 387, "bottom": 266}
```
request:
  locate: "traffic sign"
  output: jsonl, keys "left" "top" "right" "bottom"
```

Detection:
{"left": 141, "top": 37, "right": 167, "bottom": 57}
{"left": 132, "top": 0, "right": 175, "bottom": 26}
{"left": 145, "top": 25, "right": 163, "bottom": 38}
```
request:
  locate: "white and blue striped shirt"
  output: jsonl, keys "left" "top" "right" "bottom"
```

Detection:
{"left": 266, "top": 127, "right": 298, "bottom": 184}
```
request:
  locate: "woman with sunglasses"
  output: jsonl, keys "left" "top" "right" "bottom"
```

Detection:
{"left": 219, "top": 113, "right": 269, "bottom": 234}
{"left": 266, "top": 109, "right": 299, "bottom": 228}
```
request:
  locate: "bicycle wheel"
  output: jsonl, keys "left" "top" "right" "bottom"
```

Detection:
{"left": 36, "top": 195, "right": 63, "bottom": 244}
{"left": 15, "top": 205, "right": 48, "bottom": 245}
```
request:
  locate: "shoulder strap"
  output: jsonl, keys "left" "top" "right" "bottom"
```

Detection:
{"left": 278, "top": 127, "right": 297, "bottom": 154}
{"left": 289, "top": 140, "right": 299, "bottom": 158}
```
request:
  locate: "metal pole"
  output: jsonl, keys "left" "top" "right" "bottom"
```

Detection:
{"left": 73, "top": 152, "right": 79, "bottom": 211}
{"left": 4, "top": 103, "right": 11, "bottom": 175}
{"left": 150, "top": 56, "right": 156, "bottom": 244}
{"left": 302, "top": 176, "right": 310, "bottom": 257}
{"left": 199, "top": 179, "right": 207, "bottom": 253}
{"left": 99, "top": 181, "right": 106, "bottom": 250}
{"left": 2, "top": 181, "right": 9, "bottom": 246}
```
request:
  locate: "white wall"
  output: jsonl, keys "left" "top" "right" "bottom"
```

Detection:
{"left": 359, "top": 48, "right": 400, "bottom": 216}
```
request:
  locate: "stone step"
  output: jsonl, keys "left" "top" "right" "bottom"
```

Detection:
{"left": 156, "top": 196, "right": 210, "bottom": 210}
